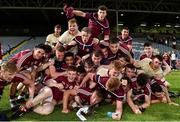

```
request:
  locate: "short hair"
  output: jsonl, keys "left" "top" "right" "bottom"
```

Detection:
{"left": 56, "top": 46, "right": 65, "bottom": 52}
{"left": 81, "top": 27, "right": 91, "bottom": 34}
{"left": 92, "top": 50, "right": 103, "bottom": 57}
{"left": 109, "top": 37, "right": 119, "bottom": 44}
{"left": 111, "top": 60, "right": 122, "bottom": 71}
{"left": 35, "top": 44, "right": 52, "bottom": 54}
{"left": 137, "top": 73, "right": 150, "bottom": 87}
{"left": 64, "top": 52, "right": 74, "bottom": 58}
{"left": 98, "top": 5, "right": 108, "bottom": 11}
{"left": 67, "top": 65, "right": 77, "bottom": 72}
{"left": 84, "top": 57, "right": 94, "bottom": 66}
{"left": 152, "top": 55, "right": 163, "bottom": 62}
{"left": 77, "top": 65, "right": 86, "bottom": 74}
{"left": 144, "top": 42, "right": 152, "bottom": 47}
{"left": 106, "top": 77, "right": 121, "bottom": 91}
{"left": 99, "top": 44, "right": 108, "bottom": 49}
{"left": 125, "top": 64, "right": 136, "bottom": 72}
{"left": 122, "top": 26, "right": 129, "bottom": 31}
{"left": 121, "top": 76, "right": 131, "bottom": 84}
{"left": 151, "top": 82, "right": 163, "bottom": 93}
{"left": 2, "top": 62, "right": 17, "bottom": 73}
{"left": 118, "top": 53, "right": 130, "bottom": 62}
{"left": 68, "top": 18, "right": 77, "bottom": 25}
{"left": 94, "top": 89, "right": 104, "bottom": 100}
{"left": 54, "top": 24, "right": 61, "bottom": 29}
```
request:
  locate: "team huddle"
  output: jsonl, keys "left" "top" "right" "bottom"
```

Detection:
{"left": 0, "top": 5, "right": 179, "bottom": 120}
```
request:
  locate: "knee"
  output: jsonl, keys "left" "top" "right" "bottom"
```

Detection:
{"left": 43, "top": 87, "right": 52, "bottom": 96}
{"left": 41, "top": 107, "right": 54, "bottom": 115}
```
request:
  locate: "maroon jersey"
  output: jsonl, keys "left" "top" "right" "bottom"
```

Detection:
{"left": 10, "top": 50, "right": 43, "bottom": 70}
{"left": 51, "top": 76, "right": 76, "bottom": 102}
{"left": 85, "top": 12, "right": 110, "bottom": 38}
{"left": 77, "top": 87, "right": 93, "bottom": 104}
{"left": 130, "top": 80, "right": 151, "bottom": 100}
{"left": 149, "top": 78, "right": 166, "bottom": 100}
{"left": 95, "top": 75, "right": 125, "bottom": 101}
{"left": 11, "top": 73, "right": 30, "bottom": 83}
{"left": 74, "top": 36, "right": 95, "bottom": 57}
{"left": 117, "top": 35, "right": 132, "bottom": 51}
{"left": 107, "top": 49, "right": 125, "bottom": 62}
{"left": 139, "top": 53, "right": 154, "bottom": 60}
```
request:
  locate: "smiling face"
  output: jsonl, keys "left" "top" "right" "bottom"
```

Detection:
{"left": 144, "top": 46, "right": 153, "bottom": 57}
{"left": 68, "top": 23, "right": 78, "bottom": 35}
{"left": 152, "top": 58, "right": 162, "bottom": 69}
{"left": 33, "top": 48, "right": 45, "bottom": 60}
{"left": 2, "top": 71, "right": 16, "bottom": 82}
{"left": 65, "top": 56, "right": 74, "bottom": 66}
{"left": 67, "top": 70, "right": 77, "bottom": 82}
{"left": 109, "top": 43, "right": 119, "bottom": 54}
{"left": 121, "top": 29, "right": 129, "bottom": 39}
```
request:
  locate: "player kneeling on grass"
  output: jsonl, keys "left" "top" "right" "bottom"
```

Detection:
{"left": 150, "top": 80, "right": 179, "bottom": 106}
{"left": 62, "top": 88, "right": 103, "bottom": 113}
{"left": 127, "top": 73, "right": 151, "bottom": 114}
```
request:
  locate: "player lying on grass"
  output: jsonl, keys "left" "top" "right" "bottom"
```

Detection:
{"left": 150, "top": 79, "right": 179, "bottom": 106}
{"left": 127, "top": 73, "right": 151, "bottom": 114}
{"left": 62, "top": 87, "right": 103, "bottom": 113}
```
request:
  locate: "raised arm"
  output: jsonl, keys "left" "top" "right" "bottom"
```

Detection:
{"left": 73, "top": 10, "right": 86, "bottom": 17}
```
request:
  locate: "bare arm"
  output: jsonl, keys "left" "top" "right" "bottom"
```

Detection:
{"left": 112, "top": 100, "right": 123, "bottom": 120}
{"left": 127, "top": 89, "right": 142, "bottom": 114}
{"left": 62, "top": 89, "right": 77, "bottom": 113}
{"left": 22, "top": 78, "right": 35, "bottom": 98}
{"left": 79, "top": 73, "right": 95, "bottom": 87}
{"left": 48, "top": 65, "right": 67, "bottom": 78}
{"left": 138, "top": 95, "right": 150, "bottom": 109}
{"left": 73, "top": 10, "right": 86, "bottom": 17}
{"left": 36, "top": 61, "right": 54, "bottom": 72}
{"left": 163, "top": 60, "right": 171, "bottom": 76}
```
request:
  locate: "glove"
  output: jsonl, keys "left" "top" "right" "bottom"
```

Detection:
{"left": 63, "top": 4, "right": 74, "bottom": 19}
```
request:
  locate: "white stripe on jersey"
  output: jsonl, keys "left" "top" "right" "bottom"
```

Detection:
{"left": 77, "top": 89, "right": 92, "bottom": 96}
{"left": 16, "top": 51, "right": 32, "bottom": 68}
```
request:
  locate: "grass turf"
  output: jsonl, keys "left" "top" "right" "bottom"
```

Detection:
{"left": 0, "top": 71, "right": 180, "bottom": 121}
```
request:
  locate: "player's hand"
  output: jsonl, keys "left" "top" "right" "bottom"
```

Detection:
{"left": 63, "top": 4, "right": 74, "bottom": 19}
{"left": 74, "top": 85, "right": 80, "bottom": 90}
{"left": 133, "top": 105, "right": 142, "bottom": 114}
{"left": 26, "top": 98, "right": 33, "bottom": 109}
{"left": 57, "top": 83, "right": 64, "bottom": 90}
{"left": 49, "top": 59, "right": 55, "bottom": 66}
{"left": 112, "top": 112, "right": 121, "bottom": 120}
